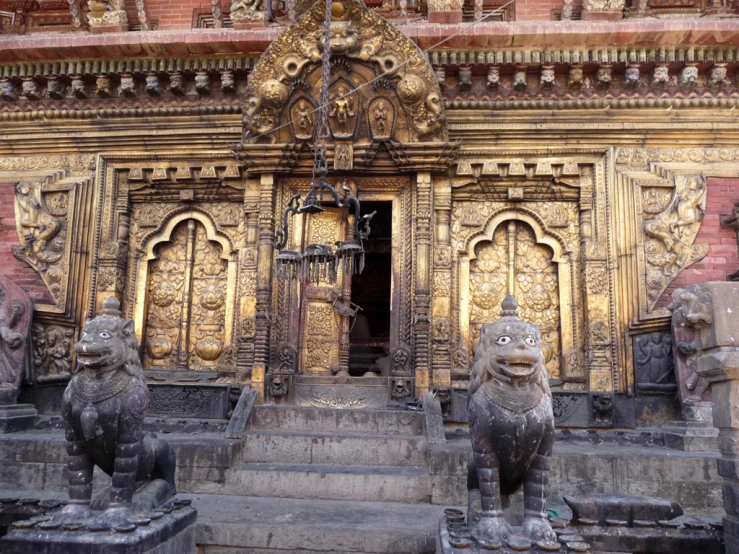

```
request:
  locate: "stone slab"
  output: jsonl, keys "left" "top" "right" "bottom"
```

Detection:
{"left": 0, "top": 404, "right": 38, "bottom": 433}
{"left": 225, "top": 387, "right": 258, "bottom": 439}
{"left": 564, "top": 494, "right": 683, "bottom": 525}
{"left": 422, "top": 392, "right": 446, "bottom": 444}
{"left": 0, "top": 505, "right": 197, "bottom": 554}
{"left": 663, "top": 421, "right": 719, "bottom": 452}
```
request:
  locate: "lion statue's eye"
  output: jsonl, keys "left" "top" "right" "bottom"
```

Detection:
{"left": 525, "top": 336, "right": 537, "bottom": 347}
{"left": 99, "top": 331, "right": 111, "bottom": 339}
{"left": 496, "top": 335, "right": 511, "bottom": 345}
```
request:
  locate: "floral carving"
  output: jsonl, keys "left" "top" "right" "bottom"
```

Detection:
{"left": 585, "top": 267, "right": 608, "bottom": 295}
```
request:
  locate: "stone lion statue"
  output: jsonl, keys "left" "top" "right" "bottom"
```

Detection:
{"left": 56, "top": 296, "right": 176, "bottom": 524}
{"left": 467, "top": 295, "right": 556, "bottom": 545}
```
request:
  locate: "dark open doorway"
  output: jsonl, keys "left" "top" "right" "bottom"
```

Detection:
{"left": 349, "top": 201, "right": 392, "bottom": 377}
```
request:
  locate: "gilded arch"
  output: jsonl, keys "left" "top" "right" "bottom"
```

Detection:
{"left": 132, "top": 210, "right": 237, "bottom": 357}
{"left": 458, "top": 210, "right": 574, "bottom": 381}
{"left": 241, "top": 0, "right": 447, "bottom": 145}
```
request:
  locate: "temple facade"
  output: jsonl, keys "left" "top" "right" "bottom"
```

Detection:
{"left": 1, "top": 0, "right": 738, "bottom": 429}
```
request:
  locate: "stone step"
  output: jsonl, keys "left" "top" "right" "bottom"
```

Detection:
{"left": 250, "top": 404, "right": 424, "bottom": 436}
{"left": 188, "top": 493, "right": 444, "bottom": 554}
{"left": 208, "top": 462, "right": 433, "bottom": 504}
{"left": 242, "top": 429, "right": 427, "bottom": 467}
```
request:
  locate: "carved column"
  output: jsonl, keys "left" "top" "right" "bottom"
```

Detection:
{"left": 682, "top": 282, "right": 739, "bottom": 553}
{"left": 252, "top": 174, "right": 276, "bottom": 402}
{"left": 236, "top": 192, "right": 260, "bottom": 383}
{"left": 432, "top": 176, "right": 452, "bottom": 388}
{"left": 414, "top": 172, "right": 432, "bottom": 397}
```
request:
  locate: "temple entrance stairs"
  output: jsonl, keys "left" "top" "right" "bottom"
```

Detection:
{"left": 207, "top": 404, "right": 436, "bottom": 505}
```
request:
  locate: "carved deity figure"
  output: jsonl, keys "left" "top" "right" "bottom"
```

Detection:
{"left": 487, "top": 67, "right": 500, "bottom": 89}
{"left": 230, "top": 0, "right": 264, "bottom": 23}
{"left": 14, "top": 181, "right": 63, "bottom": 272}
{"left": 634, "top": 332, "right": 675, "bottom": 387}
{"left": 374, "top": 100, "right": 388, "bottom": 136}
{"left": 296, "top": 99, "right": 314, "bottom": 138}
{"left": 0, "top": 276, "right": 32, "bottom": 405}
{"left": 56, "top": 297, "right": 176, "bottom": 524}
{"left": 671, "top": 176, "right": 704, "bottom": 238}
{"left": 329, "top": 85, "right": 355, "bottom": 137}
{"left": 668, "top": 286, "right": 713, "bottom": 422}
{"left": 467, "top": 296, "right": 556, "bottom": 546}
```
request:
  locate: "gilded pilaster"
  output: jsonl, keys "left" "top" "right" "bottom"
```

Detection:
{"left": 432, "top": 176, "right": 452, "bottom": 387}
{"left": 253, "top": 173, "right": 276, "bottom": 401}
{"left": 414, "top": 172, "right": 432, "bottom": 396}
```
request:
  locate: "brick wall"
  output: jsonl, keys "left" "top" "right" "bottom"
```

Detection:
{"left": 656, "top": 178, "right": 739, "bottom": 308}
{"left": 0, "top": 183, "right": 53, "bottom": 303}
{"left": 514, "top": 0, "right": 569, "bottom": 20}
{"left": 146, "top": 0, "right": 211, "bottom": 30}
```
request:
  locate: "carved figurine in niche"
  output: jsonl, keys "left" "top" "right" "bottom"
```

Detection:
{"left": 680, "top": 65, "right": 698, "bottom": 90}
{"left": 708, "top": 64, "right": 728, "bottom": 88}
{"left": 667, "top": 287, "right": 713, "bottom": 423}
{"left": 56, "top": 297, "right": 176, "bottom": 524}
{"left": 294, "top": 99, "right": 315, "bottom": 140}
{"left": 33, "top": 325, "right": 74, "bottom": 382}
{"left": 634, "top": 332, "right": 675, "bottom": 392}
{"left": 624, "top": 66, "right": 640, "bottom": 89}
{"left": 568, "top": 66, "right": 583, "bottom": 89}
{"left": 652, "top": 65, "right": 669, "bottom": 88}
{"left": 0, "top": 80, "right": 17, "bottom": 101}
{"left": 487, "top": 67, "right": 500, "bottom": 90}
{"left": 269, "top": 375, "right": 288, "bottom": 402}
{"left": 13, "top": 181, "right": 64, "bottom": 273}
{"left": 671, "top": 176, "right": 705, "bottom": 239}
{"left": 467, "top": 296, "right": 556, "bottom": 546}
{"left": 374, "top": 100, "right": 388, "bottom": 136}
{"left": 230, "top": 0, "right": 265, "bottom": 24}
{"left": 329, "top": 84, "right": 356, "bottom": 138}
{"left": 391, "top": 378, "right": 411, "bottom": 400}
{"left": 0, "top": 276, "right": 32, "bottom": 405}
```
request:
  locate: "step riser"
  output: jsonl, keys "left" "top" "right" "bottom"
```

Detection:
{"left": 216, "top": 470, "right": 432, "bottom": 504}
{"left": 251, "top": 406, "right": 424, "bottom": 436}
{"left": 243, "top": 433, "right": 427, "bottom": 467}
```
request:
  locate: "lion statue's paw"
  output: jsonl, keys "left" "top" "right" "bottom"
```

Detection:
{"left": 53, "top": 502, "right": 91, "bottom": 523}
{"left": 471, "top": 514, "right": 513, "bottom": 543}
{"left": 521, "top": 516, "right": 556, "bottom": 542}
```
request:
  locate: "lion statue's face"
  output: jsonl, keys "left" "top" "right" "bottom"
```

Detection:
{"left": 74, "top": 316, "right": 135, "bottom": 373}
{"left": 481, "top": 319, "right": 542, "bottom": 380}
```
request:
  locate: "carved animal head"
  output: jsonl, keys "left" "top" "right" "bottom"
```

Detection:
{"left": 73, "top": 296, "right": 143, "bottom": 378}
{"left": 469, "top": 296, "right": 549, "bottom": 399}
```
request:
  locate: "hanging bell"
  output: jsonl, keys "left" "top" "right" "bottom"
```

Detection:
{"left": 275, "top": 249, "right": 302, "bottom": 281}
{"left": 302, "top": 243, "right": 336, "bottom": 284}
{"left": 298, "top": 188, "right": 324, "bottom": 215}
{"left": 334, "top": 239, "right": 365, "bottom": 279}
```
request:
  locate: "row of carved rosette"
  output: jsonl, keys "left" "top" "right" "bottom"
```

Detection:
{"left": 0, "top": 63, "right": 736, "bottom": 106}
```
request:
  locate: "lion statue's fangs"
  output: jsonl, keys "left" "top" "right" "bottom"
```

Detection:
{"left": 467, "top": 295, "right": 557, "bottom": 545}
{"left": 56, "top": 296, "right": 176, "bottom": 525}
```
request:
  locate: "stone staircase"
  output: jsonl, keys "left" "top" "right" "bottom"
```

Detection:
{"left": 211, "top": 404, "right": 435, "bottom": 504}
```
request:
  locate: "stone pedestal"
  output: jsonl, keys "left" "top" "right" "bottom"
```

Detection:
{"left": 0, "top": 503, "right": 197, "bottom": 554}
{"left": 678, "top": 282, "right": 739, "bottom": 554}
{"left": 427, "top": 10, "right": 462, "bottom": 23}
{"left": 663, "top": 420, "right": 718, "bottom": 452}
{"left": 580, "top": 10, "right": 623, "bottom": 20}
{"left": 90, "top": 23, "right": 129, "bottom": 33}
{"left": 0, "top": 404, "right": 37, "bottom": 433}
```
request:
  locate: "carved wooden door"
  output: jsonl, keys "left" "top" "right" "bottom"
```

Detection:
{"left": 143, "top": 219, "right": 228, "bottom": 371}
{"left": 469, "top": 220, "right": 561, "bottom": 379}
{"left": 299, "top": 209, "right": 346, "bottom": 373}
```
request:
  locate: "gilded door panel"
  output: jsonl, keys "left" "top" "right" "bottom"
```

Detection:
{"left": 144, "top": 221, "right": 188, "bottom": 368}
{"left": 300, "top": 209, "right": 344, "bottom": 373}
{"left": 468, "top": 221, "right": 561, "bottom": 379}
{"left": 188, "top": 223, "right": 228, "bottom": 370}
{"left": 143, "top": 219, "right": 228, "bottom": 371}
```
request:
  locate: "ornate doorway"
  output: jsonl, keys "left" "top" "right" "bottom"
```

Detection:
{"left": 132, "top": 213, "right": 237, "bottom": 376}
{"left": 466, "top": 219, "right": 563, "bottom": 380}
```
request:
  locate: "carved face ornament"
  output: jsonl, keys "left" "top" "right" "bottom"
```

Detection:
{"left": 486, "top": 320, "right": 541, "bottom": 379}
{"left": 74, "top": 317, "right": 134, "bottom": 372}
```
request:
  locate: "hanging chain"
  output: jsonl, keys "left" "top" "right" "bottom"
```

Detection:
{"left": 311, "top": 0, "right": 333, "bottom": 185}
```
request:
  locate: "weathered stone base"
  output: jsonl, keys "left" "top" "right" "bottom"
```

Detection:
{"left": 0, "top": 404, "right": 37, "bottom": 433}
{"left": 663, "top": 420, "right": 719, "bottom": 452}
{"left": 0, "top": 504, "right": 196, "bottom": 554}
{"left": 427, "top": 10, "right": 463, "bottom": 23}
{"left": 90, "top": 23, "right": 129, "bottom": 33}
{"left": 581, "top": 10, "right": 623, "bottom": 20}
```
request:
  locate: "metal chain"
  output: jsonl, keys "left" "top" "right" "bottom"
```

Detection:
{"left": 311, "top": 0, "right": 333, "bottom": 184}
